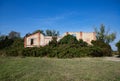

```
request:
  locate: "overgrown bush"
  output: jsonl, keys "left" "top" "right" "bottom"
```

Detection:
{"left": 0, "top": 33, "right": 113, "bottom": 58}
{"left": 0, "top": 37, "right": 14, "bottom": 49}
{"left": 47, "top": 44, "right": 102, "bottom": 58}
{"left": 88, "top": 46, "right": 103, "bottom": 57}
{"left": 59, "top": 34, "right": 78, "bottom": 44}
{"left": 78, "top": 39, "right": 88, "bottom": 47}
{"left": 49, "top": 37, "right": 58, "bottom": 47}
{"left": 22, "top": 46, "right": 52, "bottom": 57}
{"left": 6, "top": 49, "right": 18, "bottom": 56}
{"left": 0, "top": 38, "right": 24, "bottom": 56}
{"left": 91, "top": 40, "right": 112, "bottom": 56}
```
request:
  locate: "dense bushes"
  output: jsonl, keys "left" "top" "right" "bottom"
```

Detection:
{"left": 0, "top": 34, "right": 113, "bottom": 58}
{"left": 0, "top": 38, "right": 24, "bottom": 56}
{"left": 20, "top": 45, "right": 103, "bottom": 58}
{"left": 91, "top": 40, "right": 112, "bottom": 56}
{"left": 22, "top": 46, "right": 52, "bottom": 57}
{"left": 0, "top": 37, "right": 14, "bottom": 49}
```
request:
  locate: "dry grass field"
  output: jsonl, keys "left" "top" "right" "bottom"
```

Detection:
{"left": 0, "top": 56, "right": 120, "bottom": 81}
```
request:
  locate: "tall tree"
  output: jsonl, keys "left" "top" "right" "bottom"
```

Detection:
{"left": 33, "top": 30, "right": 45, "bottom": 35}
{"left": 45, "top": 29, "right": 59, "bottom": 36}
{"left": 8, "top": 31, "right": 20, "bottom": 39}
{"left": 95, "top": 24, "right": 116, "bottom": 44}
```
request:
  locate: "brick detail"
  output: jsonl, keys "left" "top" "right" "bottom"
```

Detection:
{"left": 80, "top": 32, "right": 82, "bottom": 39}
{"left": 38, "top": 32, "right": 40, "bottom": 47}
{"left": 24, "top": 37, "right": 26, "bottom": 48}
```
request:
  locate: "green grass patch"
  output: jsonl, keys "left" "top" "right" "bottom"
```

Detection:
{"left": 0, "top": 57, "right": 120, "bottom": 81}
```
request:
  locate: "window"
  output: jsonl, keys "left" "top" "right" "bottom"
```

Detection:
{"left": 31, "top": 39, "right": 34, "bottom": 45}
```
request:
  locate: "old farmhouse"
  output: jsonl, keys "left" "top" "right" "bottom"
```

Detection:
{"left": 24, "top": 31, "right": 96, "bottom": 48}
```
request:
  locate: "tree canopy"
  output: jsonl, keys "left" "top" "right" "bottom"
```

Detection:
{"left": 45, "top": 29, "right": 59, "bottom": 36}
{"left": 95, "top": 24, "right": 116, "bottom": 44}
{"left": 8, "top": 31, "right": 20, "bottom": 39}
{"left": 59, "top": 34, "right": 78, "bottom": 44}
{"left": 32, "top": 29, "right": 59, "bottom": 36}
{"left": 33, "top": 30, "right": 45, "bottom": 35}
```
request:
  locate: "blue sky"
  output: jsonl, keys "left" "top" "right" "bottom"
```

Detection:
{"left": 0, "top": 0, "right": 120, "bottom": 50}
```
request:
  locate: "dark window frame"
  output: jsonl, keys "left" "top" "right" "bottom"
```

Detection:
{"left": 31, "top": 39, "right": 34, "bottom": 45}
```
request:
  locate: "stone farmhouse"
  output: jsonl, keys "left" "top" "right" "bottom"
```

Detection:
{"left": 24, "top": 31, "right": 96, "bottom": 48}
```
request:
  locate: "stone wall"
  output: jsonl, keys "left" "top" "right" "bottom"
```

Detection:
{"left": 24, "top": 32, "right": 40, "bottom": 47}
{"left": 24, "top": 32, "right": 62, "bottom": 47}
{"left": 24, "top": 31, "right": 96, "bottom": 47}
{"left": 64, "top": 32, "right": 96, "bottom": 44}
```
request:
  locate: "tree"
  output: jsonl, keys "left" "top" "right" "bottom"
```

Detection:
{"left": 33, "top": 30, "right": 45, "bottom": 35}
{"left": 45, "top": 29, "right": 59, "bottom": 36}
{"left": 8, "top": 31, "right": 20, "bottom": 39}
{"left": 25, "top": 33, "right": 31, "bottom": 37}
{"left": 59, "top": 34, "right": 78, "bottom": 44}
{"left": 95, "top": 24, "right": 116, "bottom": 44}
{"left": 0, "top": 36, "right": 14, "bottom": 49}
{"left": 116, "top": 40, "right": 120, "bottom": 55}
{"left": 0, "top": 35, "right": 6, "bottom": 41}
{"left": 49, "top": 37, "right": 58, "bottom": 47}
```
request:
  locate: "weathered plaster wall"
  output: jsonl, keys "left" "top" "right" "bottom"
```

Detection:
{"left": 64, "top": 32, "right": 96, "bottom": 44}
{"left": 44, "top": 36, "right": 52, "bottom": 45}
{"left": 40, "top": 34, "right": 45, "bottom": 46}
{"left": 82, "top": 32, "right": 96, "bottom": 44}
{"left": 25, "top": 33, "right": 40, "bottom": 47}
{"left": 24, "top": 31, "right": 96, "bottom": 47}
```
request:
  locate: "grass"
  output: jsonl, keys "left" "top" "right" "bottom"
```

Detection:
{"left": 0, "top": 57, "right": 120, "bottom": 81}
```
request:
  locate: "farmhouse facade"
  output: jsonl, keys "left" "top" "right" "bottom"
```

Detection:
{"left": 24, "top": 32, "right": 96, "bottom": 48}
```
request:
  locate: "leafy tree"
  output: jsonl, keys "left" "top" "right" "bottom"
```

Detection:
{"left": 49, "top": 37, "right": 58, "bottom": 47}
{"left": 8, "top": 31, "right": 20, "bottom": 39}
{"left": 33, "top": 30, "right": 45, "bottom": 35}
{"left": 0, "top": 36, "right": 14, "bottom": 49}
{"left": 116, "top": 40, "right": 120, "bottom": 55}
{"left": 59, "top": 34, "right": 78, "bottom": 44}
{"left": 25, "top": 33, "right": 31, "bottom": 37}
{"left": 45, "top": 29, "right": 59, "bottom": 36}
{"left": 0, "top": 35, "right": 6, "bottom": 41}
{"left": 95, "top": 24, "right": 116, "bottom": 44}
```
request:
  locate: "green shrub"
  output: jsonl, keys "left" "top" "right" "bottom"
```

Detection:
{"left": 0, "top": 36, "right": 113, "bottom": 58}
{"left": 22, "top": 48, "right": 37, "bottom": 57}
{"left": 53, "top": 45, "right": 90, "bottom": 58}
{"left": 116, "top": 40, "right": 120, "bottom": 56}
{"left": 59, "top": 34, "right": 78, "bottom": 44}
{"left": 0, "top": 37, "right": 14, "bottom": 49}
{"left": 91, "top": 40, "right": 112, "bottom": 56}
{"left": 22, "top": 46, "right": 52, "bottom": 57}
{"left": 49, "top": 37, "right": 58, "bottom": 47}
{"left": 88, "top": 46, "right": 103, "bottom": 57}
{"left": 78, "top": 39, "right": 88, "bottom": 47}
{"left": 6, "top": 49, "right": 18, "bottom": 56}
